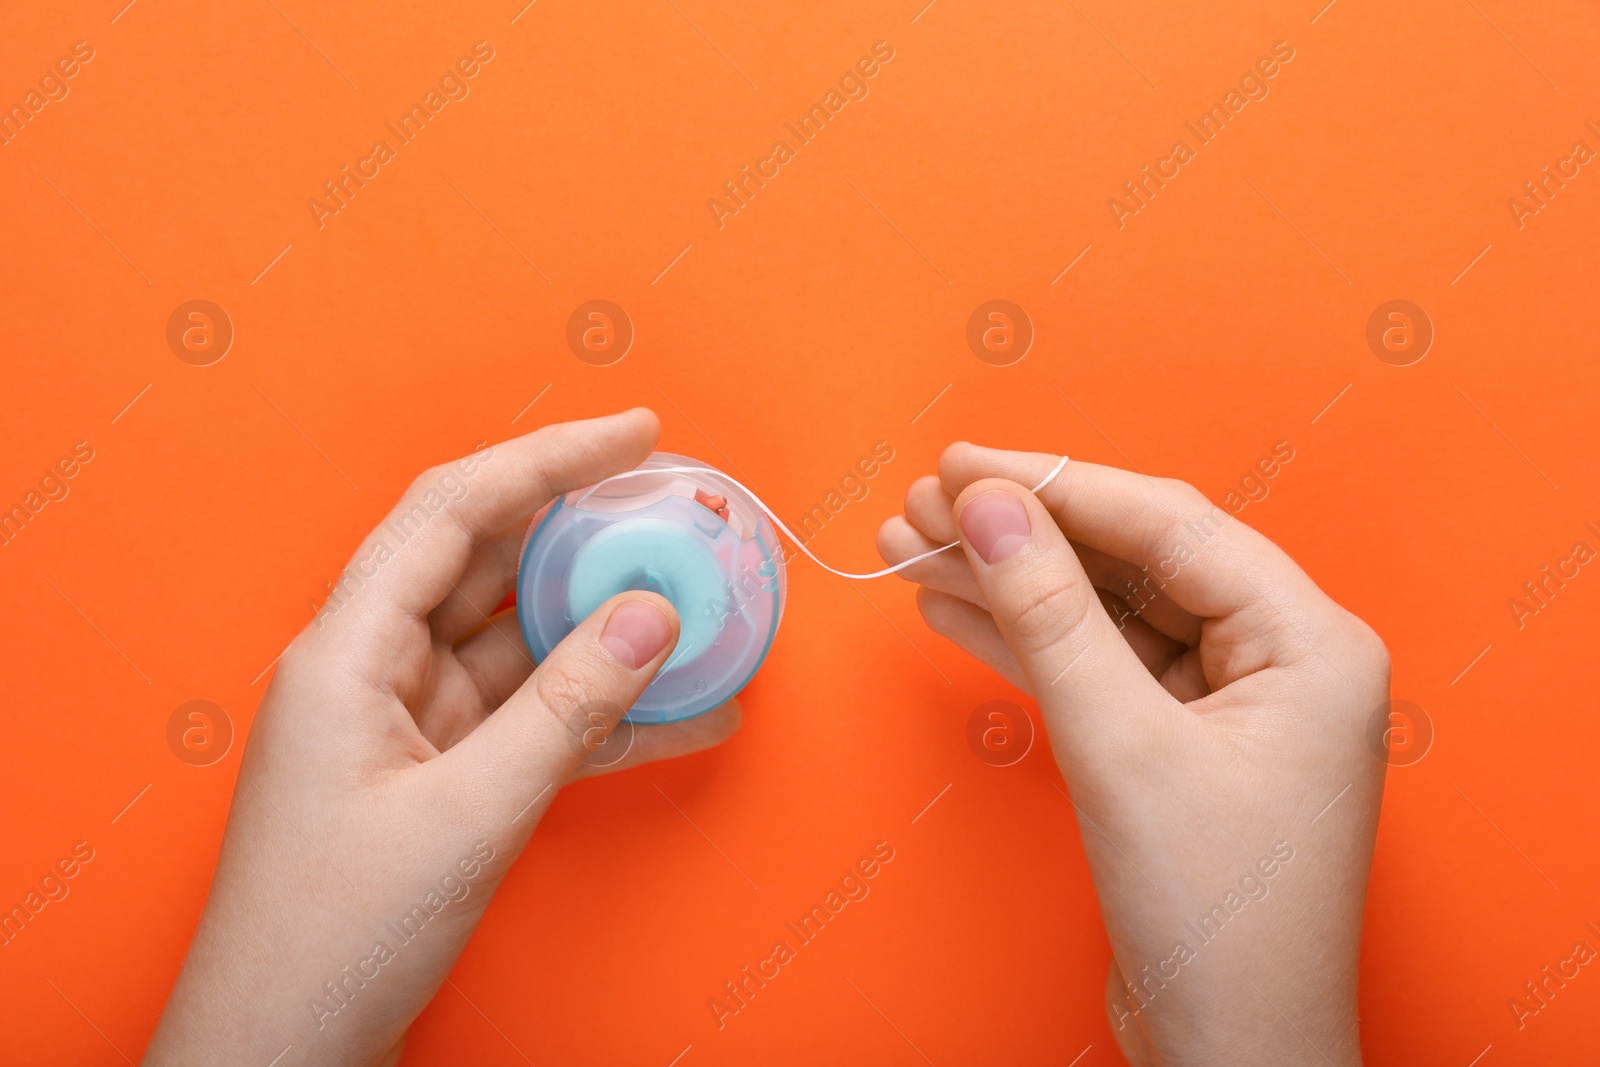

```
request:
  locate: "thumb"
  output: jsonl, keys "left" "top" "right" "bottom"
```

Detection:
{"left": 953, "top": 479, "right": 1170, "bottom": 743}
{"left": 439, "top": 591, "right": 680, "bottom": 826}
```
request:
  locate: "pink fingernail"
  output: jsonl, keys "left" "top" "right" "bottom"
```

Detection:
{"left": 600, "top": 600, "right": 673, "bottom": 669}
{"left": 960, "top": 490, "right": 1031, "bottom": 564}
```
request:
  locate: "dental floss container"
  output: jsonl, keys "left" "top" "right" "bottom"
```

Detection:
{"left": 515, "top": 452, "right": 786, "bottom": 723}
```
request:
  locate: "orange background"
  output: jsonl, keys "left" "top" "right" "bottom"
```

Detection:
{"left": 3, "top": 0, "right": 1599, "bottom": 1063}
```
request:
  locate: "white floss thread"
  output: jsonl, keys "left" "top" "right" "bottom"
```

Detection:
{"left": 583, "top": 455, "right": 1070, "bottom": 581}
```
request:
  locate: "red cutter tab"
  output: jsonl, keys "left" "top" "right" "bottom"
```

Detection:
{"left": 694, "top": 488, "right": 730, "bottom": 521}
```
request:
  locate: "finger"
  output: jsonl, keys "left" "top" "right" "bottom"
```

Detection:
{"left": 885, "top": 511, "right": 1207, "bottom": 648}
{"left": 903, "top": 475, "right": 960, "bottom": 544}
{"left": 409, "top": 612, "right": 536, "bottom": 753}
{"left": 896, "top": 483, "right": 1203, "bottom": 700}
{"left": 1156, "top": 647, "right": 1210, "bottom": 703}
{"left": 889, "top": 480, "right": 1204, "bottom": 644}
{"left": 877, "top": 516, "right": 985, "bottom": 606}
{"left": 569, "top": 700, "right": 743, "bottom": 779}
{"left": 915, "top": 578, "right": 1200, "bottom": 701}
{"left": 453, "top": 611, "right": 536, "bottom": 710}
{"left": 953, "top": 480, "right": 1172, "bottom": 737}
{"left": 320, "top": 409, "right": 660, "bottom": 646}
{"left": 1097, "top": 589, "right": 1182, "bottom": 670}
{"left": 429, "top": 520, "right": 533, "bottom": 644}
{"left": 915, "top": 587, "right": 1027, "bottom": 692}
{"left": 435, "top": 591, "right": 681, "bottom": 826}
{"left": 940, "top": 444, "right": 1323, "bottom": 622}
{"left": 1077, "top": 542, "right": 1203, "bottom": 646}
{"left": 1095, "top": 589, "right": 1210, "bottom": 701}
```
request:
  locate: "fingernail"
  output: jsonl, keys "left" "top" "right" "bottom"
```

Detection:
{"left": 960, "top": 490, "right": 1032, "bottom": 564}
{"left": 600, "top": 599, "right": 673, "bottom": 669}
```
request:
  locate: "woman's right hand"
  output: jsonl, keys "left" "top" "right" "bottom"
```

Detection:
{"left": 879, "top": 443, "right": 1389, "bottom": 1066}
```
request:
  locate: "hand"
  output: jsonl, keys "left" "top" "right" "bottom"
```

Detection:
{"left": 878, "top": 444, "right": 1388, "bottom": 1066}
{"left": 144, "top": 408, "right": 741, "bottom": 1067}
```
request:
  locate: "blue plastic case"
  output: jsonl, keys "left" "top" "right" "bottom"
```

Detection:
{"left": 515, "top": 452, "right": 786, "bottom": 723}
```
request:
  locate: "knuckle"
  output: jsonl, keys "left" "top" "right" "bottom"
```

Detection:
{"left": 1003, "top": 571, "right": 1094, "bottom": 654}
{"left": 523, "top": 426, "right": 563, "bottom": 473}
{"left": 1171, "top": 480, "right": 1224, "bottom": 528}
{"left": 398, "top": 462, "right": 482, "bottom": 541}
{"left": 1144, "top": 479, "right": 1228, "bottom": 558}
{"left": 275, "top": 631, "right": 317, "bottom": 682}
{"left": 875, "top": 518, "right": 906, "bottom": 559}
{"left": 1163, "top": 477, "right": 1205, "bottom": 506}
{"left": 397, "top": 468, "right": 445, "bottom": 516}
{"left": 1344, "top": 614, "right": 1391, "bottom": 674}
{"left": 534, "top": 659, "right": 598, "bottom": 735}
{"left": 1141, "top": 480, "right": 1194, "bottom": 544}
{"left": 405, "top": 466, "right": 443, "bottom": 499}
{"left": 534, "top": 658, "right": 613, "bottom": 747}
{"left": 915, "top": 588, "right": 960, "bottom": 636}
{"left": 878, "top": 519, "right": 926, "bottom": 567}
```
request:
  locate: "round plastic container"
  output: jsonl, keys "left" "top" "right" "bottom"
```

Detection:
{"left": 515, "top": 452, "right": 786, "bottom": 723}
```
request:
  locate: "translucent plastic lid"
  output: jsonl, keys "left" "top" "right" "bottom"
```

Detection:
{"left": 515, "top": 453, "right": 786, "bottom": 723}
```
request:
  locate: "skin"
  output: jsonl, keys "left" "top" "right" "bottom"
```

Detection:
{"left": 145, "top": 415, "right": 1385, "bottom": 1066}
{"left": 143, "top": 409, "right": 740, "bottom": 1066}
{"left": 877, "top": 444, "right": 1389, "bottom": 1066}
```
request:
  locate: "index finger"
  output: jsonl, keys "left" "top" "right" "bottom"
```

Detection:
{"left": 938, "top": 442, "right": 1324, "bottom": 621}
{"left": 322, "top": 407, "right": 661, "bottom": 635}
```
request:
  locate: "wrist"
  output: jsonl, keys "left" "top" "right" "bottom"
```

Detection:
{"left": 1105, "top": 959, "right": 1362, "bottom": 1067}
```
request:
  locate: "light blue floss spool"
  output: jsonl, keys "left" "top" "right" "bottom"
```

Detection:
{"left": 514, "top": 449, "right": 1070, "bottom": 724}
{"left": 515, "top": 452, "right": 786, "bottom": 723}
